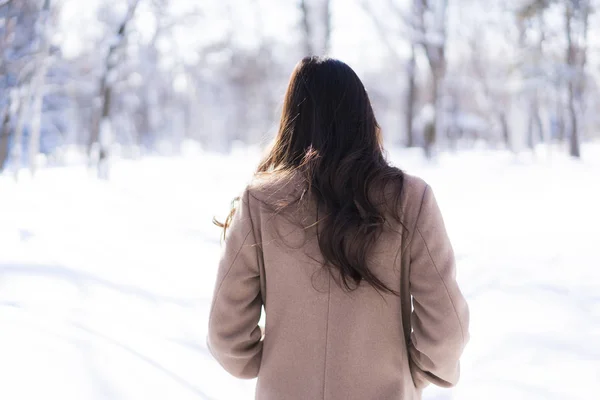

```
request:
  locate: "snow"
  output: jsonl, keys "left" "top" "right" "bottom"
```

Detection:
{"left": 1, "top": 144, "right": 599, "bottom": 400}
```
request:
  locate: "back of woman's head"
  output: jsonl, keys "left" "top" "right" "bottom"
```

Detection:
{"left": 228, "top": 57, "right": 404, "bottom": 295}
{"left": 258, "top": 57, "right": 382, "bottom": 172}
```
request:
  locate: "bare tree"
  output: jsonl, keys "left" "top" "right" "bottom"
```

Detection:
{"left": 468, "top": 30, "right": 512, "bottom": 150}
{"left": 10, "top": 83, "right": 30, "bottom": 176}
{"left": 515, "top": 1, "right": 548, "bottom": 152}
{"left": 299, "top": 0, "right": 331, "bottom": 56}
{"left": 0, "top": 0, "right": 15, "bottom": 170}
{"left": 413, "top": 0, "right": 448, "bottom": 157}
{"left": 564, "top": 0, "right": 590, "bottom": 158}
{"left": 517, "top": 0, "right": 592, "bottom": 158}
{"left": 0, "top": 105, "right": 10, "bottom": 170}
{"left": 405, "top": 44, "right": 417, "bottom": 147}
{"left": 360, "top": 1, "right": 418, "bottom": 148}
{"left": 1, "top": 0, "right": 40, "bottom": 172}
{"left": 88, "top": 0, "right": 139, "bottom": 177}
{"left": 27, "top": 0, "right": 52, "bottom": 175}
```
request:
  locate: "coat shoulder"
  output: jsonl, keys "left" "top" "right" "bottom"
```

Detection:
{"left": 397, "top": 173, "right": 430, "bottom": 233}
{"left": 246, "top": 170, "right": 306, "bottom": 206}
{"left": 401, "top": 173, "right": 429, "bottom": 206}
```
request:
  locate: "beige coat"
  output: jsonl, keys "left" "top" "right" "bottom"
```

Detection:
{"left": 208, "top": 173, "right": 470, "bottom": 400}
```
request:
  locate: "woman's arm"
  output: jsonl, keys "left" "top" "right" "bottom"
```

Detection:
{"left": 207, "top": 188, "right": 263, "bottom": 379}
{"left": 408, "top": 185, "right": 470, "bottom": 388}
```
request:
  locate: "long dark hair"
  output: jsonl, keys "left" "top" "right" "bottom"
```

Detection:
{"left": 217, "top": 57, "right": 404, "bottom": 295}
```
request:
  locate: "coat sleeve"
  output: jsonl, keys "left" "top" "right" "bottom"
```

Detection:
{"left": 207, "top": 188, "right": 263, "bottom": 379}
{"left": 408, "top": 185, "right": 470, "bottom": 388}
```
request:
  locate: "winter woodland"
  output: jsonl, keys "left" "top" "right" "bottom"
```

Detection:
{"left": 1, "top": 0, "right": 599, "bottom": 175}
{"left": 1, "top": 1, "right": 599, "bottom": 400}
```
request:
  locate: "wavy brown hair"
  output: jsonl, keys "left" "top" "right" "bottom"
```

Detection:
{"left": 216, "top": 57, "right": 404, "bottom": 295}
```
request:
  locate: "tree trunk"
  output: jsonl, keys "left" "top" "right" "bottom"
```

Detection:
{"left": 11, "top": 86, "right": 29, "bottom": 177}
{"left": 323, "top": 0, "right": 331, "bottom": 54}
{"left": 300, "top": 0, "right": 313, "bottom": 55}
{"left": 565, "top": 5, "right": 581, "bottom": 158}
{"left": 0, "top": 1, "right": 15, "bottom": 172}
{"left": 534, "top": 11, "right": 545, "bottom": 147}
{"left": 28, "top": 0, "right": 52, "bottom": 176}
{"left": 93, "top": 85, "right": 114, "bottom": 178}
{"left": 556, "top": 99, "right": 565, "bottom": 142}
{"left": 88, "top": 53, "right": 115, "bottom": 159}
{"left": 424, "top": 69, "right": 443, "bottom": 158}
{"left": 360, "top": 1, "right": 416, "bottom": 147}
{"left": 534, "top": 107, "right": 544, "bottom": 144}
{"left": 299, "top": 0, "right": 331, "bottom": 56}
{"left": 567, "top": 83, "right": 580, "bottom": 158}
{"left": 137, "top": 96, "right": 150, "bottom": 147}
{"left": 499, "top": 112, "right": 510, "bottom": 149}
{"left": 527, "top": 111, "right": 535, "bottom": 150}
{"left": 405, "top": 45, "right": 416, "bottom": 148}
{"left": 415, "top": 0, "right": 448, "bottom": 156}
{"left": 88, "top": 0, "right": 139, "bottom": 176}
{"left": 183, "top": 96, "right": 193, "bottom": 140}
{"left": 526, "top": 101, "right": 544, "bottom": 150}
{"left": 572, "top": 0, "right": 589, "bottom": 157}
{"left": 0, "top": 105, "right": 10, "bottom": 171}
{"left": 28, "top": 64, "right": 49, "bottom": 176}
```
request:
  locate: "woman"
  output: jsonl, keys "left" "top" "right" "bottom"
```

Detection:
{"left": 208, "top": 57, "right": 469, "bottom": 400}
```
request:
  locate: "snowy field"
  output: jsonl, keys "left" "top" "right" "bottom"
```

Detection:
{"left": 1, "top": 144, "right": 599, "bottom": 400}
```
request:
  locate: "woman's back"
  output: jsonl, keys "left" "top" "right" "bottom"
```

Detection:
{"left": 208, "top": 171, "right": 469, "bottom": 400}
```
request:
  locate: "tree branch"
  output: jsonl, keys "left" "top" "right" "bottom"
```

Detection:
{"left": 358, "top": 0, "right": 407, "bottom": 63}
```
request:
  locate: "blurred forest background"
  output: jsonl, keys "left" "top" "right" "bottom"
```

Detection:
{"left": 1, "top": 0, "right": 599, "bottom": 178}
{"left": 2, "top": 4, "right": 600, "bottom": 398}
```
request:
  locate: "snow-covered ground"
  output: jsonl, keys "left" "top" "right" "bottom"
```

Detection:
{"left": 1, "top": 144, "right": 599, "bottom": 400}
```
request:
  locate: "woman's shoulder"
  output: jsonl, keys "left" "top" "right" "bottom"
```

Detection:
{"left": 244, "top": 170, "right": 307, "bottom": 206}
{"left": 400, "top": 173, "right": 429, "bottom": 202}
{"left": 377, "top": 170, "right": 427, "bottom": 204}
{"left": 378, "top": 171, "right": 430, "bottom": 231}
